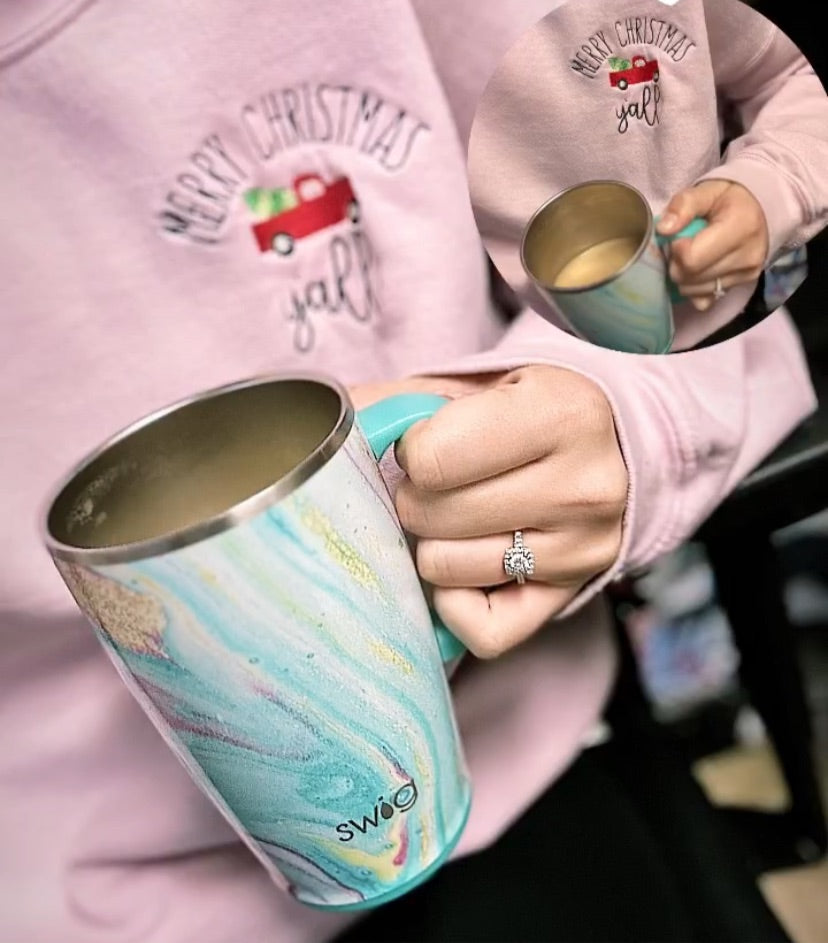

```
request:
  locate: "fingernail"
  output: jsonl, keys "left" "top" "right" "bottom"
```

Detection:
{"left": 692, "top": 298, "right": 712, "bottom": 312}
{"left": 658, "top": 212, "right": 678, "bottom": 232}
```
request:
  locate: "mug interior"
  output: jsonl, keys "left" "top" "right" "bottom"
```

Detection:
{"left": 46, "top": 377, "right": 347, "bottom": 555}
{"left": 521, "top": 181, "right": 651, "bottom": 292}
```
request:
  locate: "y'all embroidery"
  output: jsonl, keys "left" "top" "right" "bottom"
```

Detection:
{"left": 609, "top": 54, "right": 661, "bottom": 133}
{"left": 284, "top": 225, "right": 381, "bottom": 356}
{"left": 243, "top": 173, "right": 381, "bottom": 353}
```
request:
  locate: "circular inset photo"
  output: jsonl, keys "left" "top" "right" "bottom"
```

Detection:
{"left": 467, "top": 0, "right": 827, "bottom": 354}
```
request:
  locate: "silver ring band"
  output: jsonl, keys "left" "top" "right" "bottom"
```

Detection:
{"left": 503, "top": 530, "right": 535, "bottom": 585}
{"left": 714, "top": 277, "right": 725, "bottom": 299}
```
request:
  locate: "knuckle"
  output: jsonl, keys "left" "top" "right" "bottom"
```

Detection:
{"left": 415, "top": 540, "right": 449, "bottom": 583}
{"left": 679, "top": 253, "right": 699, "bottom": 276}
{"left": 579, "top": 375, "right": 608, "bottom": 411}
{"left": 589, "top": 527, "right": 624, "bottom": 574}
{"left": 402, "top": 430, "right": 448, "bottom": 492}
{"left": 672, "top": 193, "right": 692, "bottom": 216}
{"left": 670, "top": 240, "right": 691, "bottom": 268}
{"left": 563, "top": 529, "right": 622, "bottom": 584}
{"left": 592, "top": 395, "right": 618, "bottom": 441}
{"left": 744, "top": 251, "right": 762, "bottom": 272}
{"left": 576, "top": 465, "right": 628, "bottom": 519}
{"left": 550, "top": 393, "right": 580, "bottom": 432}
{"left": 394, "top": 482, "right": 427, "bottom": 534}
{"left": 558, "top": 374, "right": 613, "bottom": 433}
{"left": 600, "top": 469, "right": 629, "bottom": 519}
{"left": 534, "top": 458, "right": 626, "bottom": 533}
{"left": 467, "top": 627, "right": 511, "bottom": 661}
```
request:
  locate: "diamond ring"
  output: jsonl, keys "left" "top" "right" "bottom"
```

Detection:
{"left": 503, "top": 530, "right": 535, "bottom": 585}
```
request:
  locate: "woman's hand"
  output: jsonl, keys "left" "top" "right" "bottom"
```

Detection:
{"left": 354, "top": 366, "right": 628, "bottom": 659}
{"left": 657, "top": 179, "right": 769, "bottom": 311}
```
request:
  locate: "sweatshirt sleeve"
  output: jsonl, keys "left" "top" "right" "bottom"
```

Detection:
{"left": 698, "top": 2, "right": 828, "bottom": 262}
{"left": 426, "top": 304, "right": 816, "bottom": 615}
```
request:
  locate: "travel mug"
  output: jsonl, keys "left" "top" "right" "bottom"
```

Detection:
{"left": 43, "top": 373, "right": 471, "bottom": 911}
{"left": 521, "top": 179, "right": 706, "bottom": 354}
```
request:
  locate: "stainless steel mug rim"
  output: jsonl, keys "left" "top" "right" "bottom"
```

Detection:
{"left": 519, "top": 179, "right": 655, "bottom": 295}
{"left": 42, "top": 371, "right": 355, "bottom": 566}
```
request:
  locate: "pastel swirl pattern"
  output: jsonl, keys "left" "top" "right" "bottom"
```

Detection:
{"left": 57, "top": 426, "right": 471, "bottom": 909}
{"left": 557, "top": 239, "right": 674, "bottom": 354}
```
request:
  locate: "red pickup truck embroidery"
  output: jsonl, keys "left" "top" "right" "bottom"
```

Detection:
{"left": 247, "top": 175, "right": 360, "bottom": 255}
{"left": 608, "top": 56, "right": 660, "bottom": 91}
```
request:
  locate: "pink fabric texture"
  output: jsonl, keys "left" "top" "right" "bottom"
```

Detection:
{"left": 0, "top": 1, "right": 821, "bottom": 940}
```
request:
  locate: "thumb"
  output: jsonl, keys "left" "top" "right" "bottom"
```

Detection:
{"left": 656, "top": 180, "right": 728, "bottom": 236}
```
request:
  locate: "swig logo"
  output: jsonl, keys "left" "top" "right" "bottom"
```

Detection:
{"left": 335, "top": 781, "right": 418, "bottom": 842}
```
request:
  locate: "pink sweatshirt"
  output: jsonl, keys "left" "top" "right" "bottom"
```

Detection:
{"left": 0, "top": 2, "right": 821, "bottom": 941}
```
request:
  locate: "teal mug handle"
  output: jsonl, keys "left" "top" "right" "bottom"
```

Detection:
{"left": 655, "top": 216, "right": 707, "bottom": 303}
{"left": 357, "top": 393, "right": 467, "bottom": 664}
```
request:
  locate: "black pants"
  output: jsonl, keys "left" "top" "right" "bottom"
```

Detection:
{"left": 335, "top": 627, "right": 790, "bottom": 943}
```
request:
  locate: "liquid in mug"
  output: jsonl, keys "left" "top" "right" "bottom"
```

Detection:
{"left": 550, "top": 235, "right": 642, "bottom": 289}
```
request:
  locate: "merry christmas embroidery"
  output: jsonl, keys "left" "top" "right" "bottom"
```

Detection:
{"left": 158, "top": 84, "right": 429, "bottom": 246}
{"left": 568, "top": 16, "right": 697, "bottom": 134}
{"left": 155, "top": 82, "right": 429, "bottom": 354}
